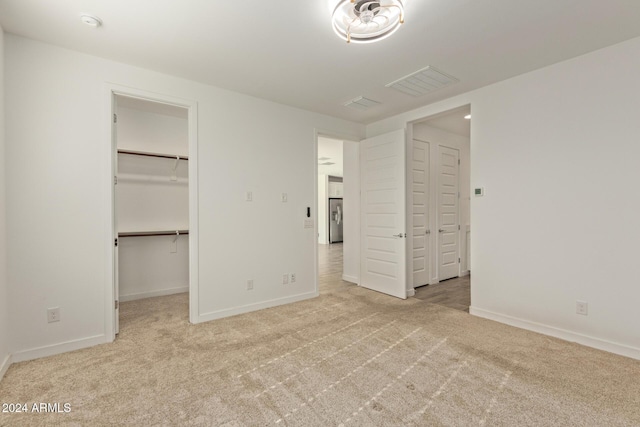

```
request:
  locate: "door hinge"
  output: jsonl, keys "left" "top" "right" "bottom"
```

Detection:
{"left": 458, "top": 158, "right": 460, "bottom": 165}
{"left": 115, "top": 300, "right": 119, "bottom": 310}
{"left": 114, "top": 238, "right": 118, "bottom": 247}
{"left": 458, "top": 224, "right": 460, "bottom": 230}
{"left": 113, "top": 113, "right": 117, "bottom": 124}
{"left": 114, "top": 175, "right": 118, "bottom": 185}
{"left": 458, "top": 258, "right": 461, "bottom": 263}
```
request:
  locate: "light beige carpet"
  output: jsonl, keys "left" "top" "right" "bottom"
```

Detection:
{"left": 1, "top": 279, "right": 640, "bottom": 426}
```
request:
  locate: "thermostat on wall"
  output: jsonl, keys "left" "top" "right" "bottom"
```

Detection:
{"left": 474, "top": 187, "right": 484, "bottom": 196}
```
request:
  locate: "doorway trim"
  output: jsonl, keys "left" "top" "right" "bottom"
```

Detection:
{"left": 104, "top": 83, "right": 199, "bottom": 341}
{"left": 406, "top": 103, "right": 471, "bottom": 294}
{"left": 314, "top": 129, "right": 362, "bottom": 291}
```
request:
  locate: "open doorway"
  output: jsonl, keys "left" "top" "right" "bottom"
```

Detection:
{"left": 109, "top": 88, "right": 198, "bottom": 338}
{"left": 317, "top": 136, "right": 345, "bottom": 290}
{"left": 409, "top": 105, "right": 472, "bottom": 312}
{"left": 316, "top": 134, "right": 361, "bottom": 293}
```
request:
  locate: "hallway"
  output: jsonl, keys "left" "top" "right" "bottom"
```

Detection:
{"left": 319, "top": 243, "right": 471, "bottom": 312}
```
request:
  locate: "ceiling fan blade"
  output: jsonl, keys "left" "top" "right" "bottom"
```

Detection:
{"left": 359, "top": 2, "right": 377, "bottom": 13}
{"left": 374, "top": 14, "right": 389, "bottom": 25}
{"left": 343, "top": 15, "right": 357, "bottom": 26}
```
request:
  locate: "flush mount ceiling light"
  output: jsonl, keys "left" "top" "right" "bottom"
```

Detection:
{"left": 80, "top": 14, "right": 102, "bottom": 28}
{"left": 331, "top": 0, "right": 405, "bottom": 44}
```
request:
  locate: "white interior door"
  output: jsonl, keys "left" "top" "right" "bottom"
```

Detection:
{"left": 360, "top": 129, "right": 407, "bottom": 299}
{"left": 112, "top": 96, "right": 120, "bottom": 335}
{"left": 412, "top": 140, "right": 430, "bottom": 287}
{"left": 437, "top": 145, "right": 460, "bottom": 281}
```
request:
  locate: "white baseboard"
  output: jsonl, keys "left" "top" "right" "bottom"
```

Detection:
{"left": 341, "top": 274, "right": 359, "bottom": 284}
{"left": 406, "top": 288, "right": 416, "bottom": 297}
{"left": 0, "top": 353, "right": 12, "bottom": 382}
{"left": 196, "top": 291, "right": 319, "bottom": 324}
{"left": 460, "top": 270, "right": 470, "bottom": 277}
{"left": 11, "top": 335, "right": 109, "bottom": 363}
{"left": 470, "top": 307, "right": 640, "bottom": 361}
{"left": 120, "top": 286, "right": 188, "bottom": 302}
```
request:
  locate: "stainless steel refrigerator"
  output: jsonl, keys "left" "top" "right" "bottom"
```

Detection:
{"left": 329, "top": 198, "right": 343, "bottom": 243}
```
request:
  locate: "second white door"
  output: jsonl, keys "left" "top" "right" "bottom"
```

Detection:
{"left": 437, "top": 145, "right": 460, "bottom": 281}
{"left": 412, "top": 140, "right": 430, "bottom": 287}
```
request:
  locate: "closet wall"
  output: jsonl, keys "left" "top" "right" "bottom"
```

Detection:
{"left": 116, "top": 99, "right": 189, "bottom": 301}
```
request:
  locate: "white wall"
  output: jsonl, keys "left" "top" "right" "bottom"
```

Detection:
{"left": 367, "top": 36, "right": 640, "bottom": 359}
{"left": 5, "top": 35, "right": 364, "bottom": 361}
{"left": 116, "top": 105, "right": 189, "bottom": 301}
{"left": 117, "top": 106, "right": 189, "bottom": 157}
{"left": 118, "top": 235, "right": 189, "bottom": 301}
{"left": 412, "top": 123, "right": 470, "bottom": 279}
{"left": 342, "top": 141, "right": 360, "bottom": 284}
{"left": 0, "top": 25, "right": 11, "bottom": 379}
{"left": 318, "top": 174, "right": 328, "bottom": 244}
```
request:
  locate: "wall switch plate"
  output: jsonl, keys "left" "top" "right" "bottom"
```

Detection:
{"left": 281, "top": 193, "right": 288, "bottom": 202}
{"left": 246, "top": 279, "right": 254, "bottom": 290}
{"left": 290, "top": 273, "right": 296, "bottom": 283}
{"left": 47, "top": 307, "right": 60, "bottom": 323}
{"left": 245, "top": 191, "right": 253, "bottom": 202}
{"left": 576, "top": 300, "right": 588, "bottom": 315}
{"left": 282, "top": 274, "right": 289, "bottom": 285}
{"left": 474, "top": 187, "right": 485, "bottom": 196}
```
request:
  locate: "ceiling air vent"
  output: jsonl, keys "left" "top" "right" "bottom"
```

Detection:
{"left": 344, "top": 96, "right": 380, "bottom": 111}
{"left": 386, "top": 66, "right": 458, "bottom": 96}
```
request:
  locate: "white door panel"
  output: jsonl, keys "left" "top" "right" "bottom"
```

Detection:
{"left": 360, "top": 130, "right": 407, "bottom": 299}
{"left": 438, "top": 145, "right": 460, "bottom": 281}
{"left": 412, "top": 140, "right": 430, "bottom": 287}
{"left": 113, "top": 95, "right": 120, "bottom": 336}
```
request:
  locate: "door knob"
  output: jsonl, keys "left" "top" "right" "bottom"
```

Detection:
{"left": 426, "top": 230, "right": 431, "bottom": 234}
{"left": 393, "top": 233, "right": 405, "bottom": 238}
{"left": 438, "top": 229, "right": 445, "bottom": 233}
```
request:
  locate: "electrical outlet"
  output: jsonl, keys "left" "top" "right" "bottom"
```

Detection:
{"left": 282, "top": 274, "right": 289, "bottom": 285}
{"left": 245, "top": 191, "right": 253, "bottom": 202}
{"left": 576, "top": 300, "right": 588, "bottom": 316}
{"left": 47, "top": 307, "right": 60, "bottom": 323}
{"left": 290, "top": 273, "right": 296, "bottom": 283}
{"left": 246, "top": 279, "right": 254, "bottom": 290}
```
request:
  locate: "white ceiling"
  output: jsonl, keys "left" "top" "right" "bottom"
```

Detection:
{"left": 2, "top": 1, "right": 640, "bottom": 124}
{"left": 422, "top": 105, "right": 470, "bottom": 137}
{"left": 318, "top": 137, "right": 344, "bottom": 178}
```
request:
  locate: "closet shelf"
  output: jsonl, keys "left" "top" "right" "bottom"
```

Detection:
{"left": 119, "top": 230, "right": 189, "bottom": 237}
{"left": 118, "top": 149, "right": 189, "bottom": 161}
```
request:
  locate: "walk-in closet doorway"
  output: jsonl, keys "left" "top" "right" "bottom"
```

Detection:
{"left": 107, "top": 86, "right": 199, "bottom": 338}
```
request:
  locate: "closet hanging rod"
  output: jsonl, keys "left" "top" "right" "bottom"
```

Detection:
{"left": 119, "top": 230, "right": 189, "bottom": 237}
{"left": 117, "top": 149, "right": 189, "bottom": 161}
